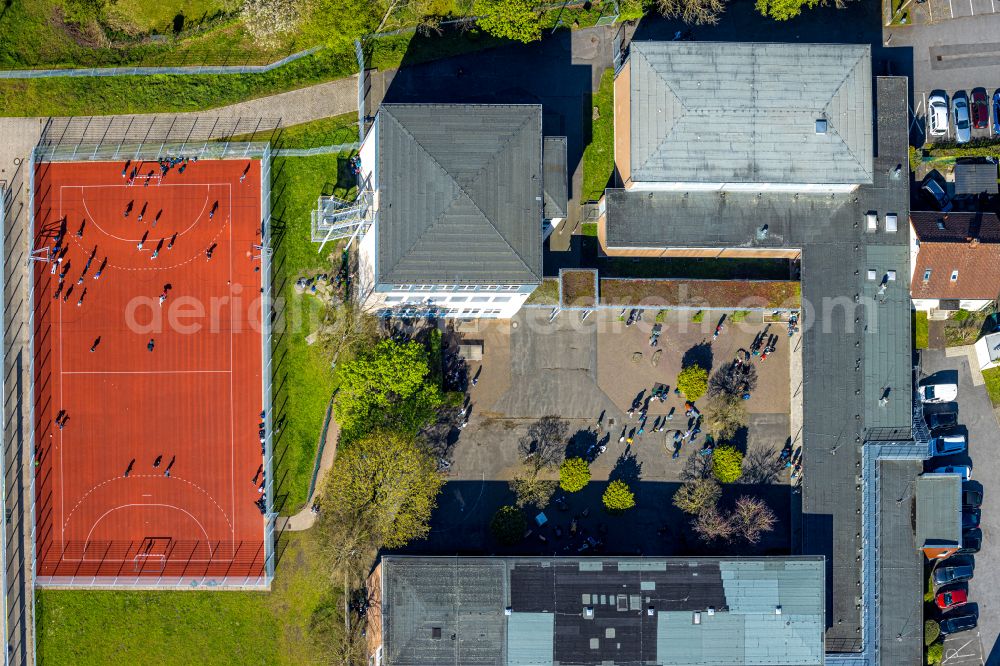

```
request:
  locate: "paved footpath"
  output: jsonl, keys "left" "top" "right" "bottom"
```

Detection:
{"left": 183, "top": 76, "right": 360, "bottom": 125}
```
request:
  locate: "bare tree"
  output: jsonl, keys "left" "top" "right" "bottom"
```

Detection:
{"left": 518, "top": 416, "right": 568, "bottom": 472}
{"left": 704, "top": 394, "right": 748, "bottom": 441}
{"left": 509, "top": 472, "right": 558, "bottom": 509}
{"left": 655, "top": 0, "right": 727, "bottom": 25}
{"left": 692, "top": 505, "right": 735, "bottom": 542}
{"left": 732, "top": 495, "right": 778, "bottom": 544}
{"left": 316, "top": 301, "right": 379, "bottom": 369}
{"left": 680, "top": 450, "right": 713, "bottom": 482}
{"left": 709, "top": 361, "right": 758, "bottom": 398}
{"left": 672, "top": 478, "right": 722, "bottom": 515}
{"left": 741, "top": 445, "right": 785, "bottom": 485}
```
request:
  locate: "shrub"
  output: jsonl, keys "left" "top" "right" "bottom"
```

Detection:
{"left": 559, "top": 457, "right": 591, "bottom": 493}
{"left": 712, "top": 446, "right": 744, "bottom": 483}
{"left": 692, "top": 310, "right": 704, "bottom": 323}
{"left": 672, "top": 478, "right": 721, "bottom": 515}
{"left": 926, "top": 640, "right": 943, "bottom": 665}
{"left": 655, "top": 309, "right": 666, "bottom": 323}
{"left": 951, "top": 308, "right": 971, "bottom": 323}
{"left": 602, "top": 480, "right": 636, "bottom": 512}
{"left": 677, "top": 365, "right": 709, "bottom": 402}
{"left": 731, "top": 310, "right": 750, "bottom": 323}
{"left": 923, "top": 619, "right": 940, "bottom": 647}
{"left": 490, "top": 506, "right": 527, "bottom": 545}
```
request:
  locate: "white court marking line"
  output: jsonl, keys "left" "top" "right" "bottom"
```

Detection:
{"left": 992, "top": 0, "right": 996, "bottom": 15}
{"left": 69, "top": 182, "right": 212, "bottom": 243}
{"left": 949, "top": 0, "right": 954, "bottom": 18}
{"left": 228, "top": 182, "right": 235, "bottom": 543}
{"left": 72, "top": 188, "right": 231, "bottom": 272}
{"left": 62, "top": 474, "right": 234, "bottom": 534}
{"left": 62, "top": 370, "right": 232, "bottom": 375}
{"left": 82, "top": 504, "right": 213, "bottom": 558}
{"left": 970, "top": 0, "right": 975, "bottom": 15}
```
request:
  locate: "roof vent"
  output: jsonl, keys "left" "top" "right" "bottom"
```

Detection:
{"left": 775, "top": 606, "right": 783, "bottom": 615}
{"left": 693, "top": 612, "right": 702, "bottom": 625}
{"left": 815, "top": 119, "right": 828, "bottom": 134}
{"left": 647, "top": 606, "right": 655, "bottom": 616}
{"left": 431, "top": 627, "right": 442, "bottom": 640}
{"left": 584, "top": 607, "right": 594, "bottom": 619}
{"left": 504, "top": 607, "right": 512, "bottom": 616}
{"left": 937, "top": 220, "right": 946, "bottom": 230}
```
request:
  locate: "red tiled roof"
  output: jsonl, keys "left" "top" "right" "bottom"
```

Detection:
{"left": 912, "top": 240, "right": 1000, "bottom": 300}
{"left": 910, "top": 211, "right": 1000, "bottom": 243}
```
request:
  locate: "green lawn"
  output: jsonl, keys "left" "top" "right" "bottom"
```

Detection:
{"left": 581, "top": 67, "right": 614, "bottom": 202}
{"left": 105, "top": 0, "right": 232, "bottom": 35}
{"left": 227, "top": 113, "right": 359, "bottom": 150}
{"left": 914, "top": 310, "right": 929, "bottom": 350}
{"left": 0, "top": 47, "right": 360, "bottom": 116}
{"left": 271, "top": 153, "right": 356, "bottom": 513}
{"left": 984, "top": 367, "right": 1000, "bottom": 407}
{"left": 37, "top": 532, "right": 339, "bottom": 665}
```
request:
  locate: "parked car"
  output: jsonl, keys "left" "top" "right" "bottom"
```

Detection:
{"left": 926, "top": 408, "right": 959, "bottom": 432}
{"left": 958, "top": 529, "right": 982, "bottom": 554}
{"left": 929, "top": 93, "right": 949, "bottom": 136}
{"left": 971, "top": 88, "right": 989, "bottom": 129}
{"left": 929, "top": 433, "right": 967, "bottom": 457}
{"left": 936, "top": 584, "right": 969, "bottom": 611}
{"left": 933, "top": 556, "right": 974, "bottom": 586}
{"left": 921, "top": 178, "right": 953, "bottom": 213}
{"left": 962, "top": 486, "right": 983, "bottom": 509}
{"left": 932, "top": 465, "right": 972, "bottom": 481}
{"left": 920, "top": 383, "right": 959, "bottom": 403}
{"left": 953, "top": 93, "right": 972, "bottom": 143}
{"left": 993, "top": 90, "right": 1000, "bottom": 135}
{"left": 940, "top": 607, "right": 978, "bottom": 635}
{"left": 963, "top": 508, "right": 982, "bottom": 530}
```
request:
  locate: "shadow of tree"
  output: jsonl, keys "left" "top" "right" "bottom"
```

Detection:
{"left": 610, "top": 449, "right": 642, "bottom": 484}
{"left": 682, "top": 342, "right": 714, "bottom": 372}
{"left": 566, "top": 428, "right": 598, "bottom": 459}
{"left": 741, "top": 444, "right": 785, "bottom": 485}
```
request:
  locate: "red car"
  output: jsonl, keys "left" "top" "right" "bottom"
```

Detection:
{"left": 971, "top": 88, "right": 989, "bottom": 129}
{"left": 936, "top": 584, "right": 969, "bottom": 611}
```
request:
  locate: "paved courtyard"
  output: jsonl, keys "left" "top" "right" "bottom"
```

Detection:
{"left": 446, "top": 309, "right": 792, "bottom": 485}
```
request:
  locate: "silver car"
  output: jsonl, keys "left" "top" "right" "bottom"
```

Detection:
{"left": 928, "top": 94, "right": 949, "bottom": 136}
{"left": 953, "top": 93, "right": 972, "bottom": 144}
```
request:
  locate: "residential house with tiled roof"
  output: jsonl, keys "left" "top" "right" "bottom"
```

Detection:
{"left": 909, "top": 211, "right": 1000, "bottom": 313}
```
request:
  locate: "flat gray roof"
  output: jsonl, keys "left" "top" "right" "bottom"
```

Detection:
{"left": 954, "top": 162, "right": 998, "bottom": 195}
{"left": 916, "top": 474, "right": 962, "bottom": 548}
{"left": 627, "top": 42, "right": 873, "bottom": 185}
{"left": 376, "top": 104, "right": 543, "bottom": 285}
{"left": 877, "top": 460, "right": 925, "bottom": 666}
{"left": 379, "top": 556, "right": 825, "bottom": 666}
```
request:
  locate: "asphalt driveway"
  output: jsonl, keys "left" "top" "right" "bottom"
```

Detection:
{"left": 921, "top": 349, "right": 999, "bottom": 664}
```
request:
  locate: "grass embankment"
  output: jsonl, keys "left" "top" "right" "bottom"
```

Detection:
{"left": 227, "top": 113, "right": 360, "bottom": 149}
{"left": 581, "top": 67, "right": 614, "bottom": 202}
{"left": 914, "top": 310, "right": 929, "bottom": 350}
{"left": 983, "top": 367, "right": 1000, "bottom": 407}
{"left": 271, "top": 153, "right": 356, "bottom": 513}
{"left": 0, "top": 47, "right": 358, "bottom": 117}
{"left": 37, "top": 532, "right": 339, "bottom": 665}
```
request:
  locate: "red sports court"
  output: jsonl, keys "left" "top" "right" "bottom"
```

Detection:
{"left": 32, "top": 157, "right": 270, "bottom": 586}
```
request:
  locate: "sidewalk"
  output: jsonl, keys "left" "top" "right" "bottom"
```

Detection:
{"left": 277, "top": 415, "right": 340, "bottom": 532}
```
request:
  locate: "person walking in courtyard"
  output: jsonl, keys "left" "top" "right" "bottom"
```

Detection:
{"left": 147, "top": 338, "right": 155, "bottom": 352}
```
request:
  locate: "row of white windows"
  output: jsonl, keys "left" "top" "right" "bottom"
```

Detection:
{"left": 384, "top": 295, "right": 514, "bottom": 304}
{"left": 390, "top": 284, "right": 521, "bottom": 292}
{"left": 377, "top": 307, "right": 503, "bottom": 317}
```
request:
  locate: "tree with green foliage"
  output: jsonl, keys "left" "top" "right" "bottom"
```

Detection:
{"left": 705, "top": 394, "right": 748, "bottom": 441}
{"left": 677, "top": 364, "right": 709, "bottom": 402}
{"left": 754, "top": 0, "right": 821, "bottom": 21}
{"left": 319, "top": 430, "right": 442, "bottom": 551}
{"left": 510, "top": 473, "right": 558, "bottom": 509}
{"left": 478, "top": 0, "right": 543, "bottom": 43}
{"left": 672, "top": 478, "right": 721, "bottom": 515}
{"left": 926, "top": 640, "right": 943, "bottom": 665}
{"left": 490, "top": 505, "right": 527, "bottom": 545}
{"left": 712, "top": 445, "right": 744, "bottom": 483}
{"left": 334, "top": 338, "right": 443, "bottom": 442}
{"left": 924, "top": 619, "right": 940, "bottom": 646}
{"left": 656, "top": 0, "right": 726, "bottom": 25}
{"left": 559, "top": 457, "right": 591, "bottom": 492}
{"left": 603, "top": 480, "right": 636, "bottom": 512}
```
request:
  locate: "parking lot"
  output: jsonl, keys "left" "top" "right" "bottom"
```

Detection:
{"left": 921, "top": 349, "right": 998, "bottom": 663}
{"left": 886, "top": 13, "right": 1000, "bottom": 145}
{"left": 915, "top": 88, "right": 998, "bottom": 143}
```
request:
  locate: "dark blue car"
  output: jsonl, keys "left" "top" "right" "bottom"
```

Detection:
{"left": 994, "top": 90, "right": 1000, "bottom": 135}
